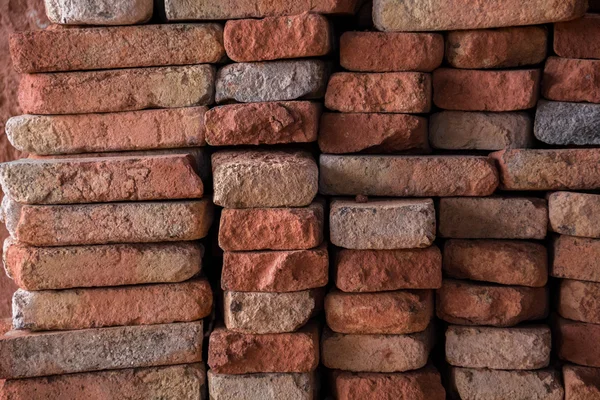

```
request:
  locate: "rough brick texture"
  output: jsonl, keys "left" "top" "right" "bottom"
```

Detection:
{"left": 534, "top": 100, "right": 600, "bottom": 146}
{"left": 564, "top": 364, "right": 600, "bottom": 400}
{"left": 559, "top": 279, "right": 600, "bottom": 324}
{"left": 207, "top": 371, "right": 316, "bottom": 400}
{"left": 554, "top": 14, "right": 600, "bottom": 60}
{"left": 556, "top": 316, "right": 600, "bottom": 367}
{"left": 549, "top": 192, "right": 600, "bottom": 238}
{"left": 44, "top": 0, "right": 153, "bottom": 25}
{"left": 543, "top": 57, "right": 600, "bottom": 103}
{"left": 552, "top": 235, "right": 600, "bottom": 283}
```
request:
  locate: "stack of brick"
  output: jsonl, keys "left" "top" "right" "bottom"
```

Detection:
{"left": 0, "top": 3, "right": 219, "bottom": 397}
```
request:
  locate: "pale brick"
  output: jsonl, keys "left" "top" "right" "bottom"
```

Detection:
{"left": 44, "top": 0, "right": 153, "bottom": 25}
{"left": 559, "top": 279, "right": 600, "bottom": 324}
{"left": 208, "top": 371, "right": 316, "bottom": 400}
{"left": 549, "top": 192, "right": 600, "bottom": 238}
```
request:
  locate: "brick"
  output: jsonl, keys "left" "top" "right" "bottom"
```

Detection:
{"left": 208, "top": 371, "right": 316, "bottom": 400}
{"left": 543, "top": 57, "right": 600, "bottom": 103}
{"left": 340, "top": 32, "right": 443, "bottom": 72}
{"left": 1, "top": 197, "right": 213, "bottom": 246}
{"left": 0, "top": 364, "right": 207, "bottom": 400}
{"left": 0, "top": 321, "right": 203, "bottom": 379}
{"left": 3, "top": 240, "right": 203, "bottom": 290}
{"left": 335, "top": 246, "right": 442, "bottom": 292}
{"left": 205, "top": 102, "right": 320, "bottom": 146}
{"left": 446, "top": 27, "right": 548, "bottom": 69}
{"left": 433, "top": 69, "right": 540, "bottom": 111}
{"left": 331, "top": 366, "right": 446, "bottom": 400}
{"left": 555, "top": 15, "right": 600, "bottom": 60}
{"left": 219, "top": 202, "right": 323, "bottom": 251}
{"left": 564, "top": 364, "right": 600, "bottom": 400}
{"left": 212, "top": 150, "right": 318, "bottom": 208}
{"left": 445, "top": 325, "right": 551, "bottom": 370}
{"left": 216, "top": 60, "right": 328, "bottom": 103}
{"left": 44, "top": 0, "right": 153, "bottom": 25}
{"left": 556, "top": 316, "right": 600, "bottom": 367}
{"left": 443, "top": 239, "right": 547, "bottom": 287}
{"left": 552, "top": 235, "right": 600, "bottom": 283}
{"left": 10, "top": 24, "right": 224, "bottom": 73}
{"left": 329, "top": 198, "right": 436, "bottom": 250}
{"left": 0, "top": 319, "right": 10, "bottom": 336}
{"left": 325, "top": 289, "right": 433, "bottom": 334}
{"left": 430, "top": 111, "right": 533, "bottom": 150}
{"left": 6, "top": 107, "right": 207, "bottom": 155}
{"left": 373, "top": 0, "right": 586, "bottom": 31}
{"left": 221, "top": 245, "right": 328, "bottom": 292}
{"left": 535, "top": 100, "right": 600, "bottom": 146}
{"left": 208, "top": 323, "right": 319, "bottom": 374}
{"left": 450, "top": 367, "right": 564, "bottom": 400}
{"left": 321, "top": 325, "right": 434, "bottom": 373}
{"left": 224, "top": 14, "right": 331, "bottom": 62}
{"left": 318, "top": 113, "right": 429, "bottom": 154}
{"left": 436, "top": 279, "right": 548, "bottom": 327}
{"left": 439, "top": 197, "right": 548, "bottom": 239}
{"left": 320, "top": 155, "right": 498, "bottom": 197}
{"left": 549, "top": 192, "right": 600, "bottom": 238}
{"left": 324, "top": 72, "right": 431, "bottom": 113}
{"left": 224, "top": 289, "right": 322, "bottom": 334}
{"left": 559, "top": 280, "right": 600, "bottom": 324}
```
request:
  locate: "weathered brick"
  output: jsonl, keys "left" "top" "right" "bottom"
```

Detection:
{"left": 324, "top": 72, "right": 431, "bottom": 113}
{"left": 433, "top": 69, "right": 540, "bottom": 111}
{"left": 555, "top": 15, "right": 600, "bottom": 60}
{"left": 556, "top": 316, "right": 600, "bottom": 367}
{"left": 208, "top": 371, "right": 316, "bottom": 400}
{"left": 329, "top": 198, "right": 436, "bottom": 250}
{"left": 534, "top": 100, "right": 600, "bottom": 146}
{"left": 559, "top": 280, "right": 600, "bottom": 324}
{"left": 44, "top": 0, "right": 153, "bottom": 25}
{"left": 549, "top": 192, "right": 600, "bottom": 238}
{"left": 0, "top": 319, "right": 11, "bottom": 336}
{"left": 552, "top": 235, "right": 600, "bottom": 283}
{"left": 564, "top": 364, "right": 600, "bottom": 400}
{"left": 543, "top": 57, "right": 600, "bottom": 103}
{"left": 0, "top": 321, "right": 203, "bottom": 379}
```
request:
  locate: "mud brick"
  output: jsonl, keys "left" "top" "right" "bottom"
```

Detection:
{"left": 559, "top": 280, "right": 600, "bottom": 324}
{"left": 219, "top": 203, "right": 323, "bottom": 251}
{"left": 321, "top": 325, "right": 434, "bottom": 373}
{"left": 325, "top": 290, "right": 433, "bottom": 334}
{"left": 443, "top": 240, "right": 547, "bottom": 287}
{"left": 3, "top": 240, "right": 203, "bottom": 290}
{"left": 212, "top": 150, "right": 318, "bottom": 208}
{"left": 446, "top": 325, "right": 551, "bottom": 370}
{"left": 329, "top": 198, "right": 435, "bottom": 250}
{"left": 324, "top": 72, "right": 431, "bottom": 113}
{"left": 433, "top": 69, "right": 540, "bottom": 111}
{"left": 556, "top": 316, "right": 600, "bottom": 367}
{"left": 10, "top": 24, "right": 224, "bottom": 73}
{"left": 373, "top": 0, "right": 586, "bottom": 31}
{"left": 543, "top": 57, "right": 600, "bottom": 103}
{"left": 224, "top": 14, "right": 331, "bottom": 62}
{"left": 205, "top": 102, "right": 320, "bottom": 146}
{"left": 0, "top": 321, "right": 203, "bottom": 379}
{"left": 549, "top": 192, "right": 600, "bottom": 238}
{"left": 320, "top": 155, "right": 498, "bottom": 197}
{"left": 0, "top": 364, "right": 207, "bottom": 400}
{"left": 564, "top": 364, "right": 600, "bottom": 400}
{"left": 335, "top": 246, "right": 442, "bottom": 292}
{"left": 208, "top": 371, "right": 317, "bottom": 400}
{"left": 534, "top": 100, "right": 600, "bottom": 146}
{"left": 439, "top": 197, "right": 548, "bottom": 239}
{"left": 552, "top": 235, "right": 600, "bottom": 283}
{"left": 1, "top": 198, "right": 213, "bottom": 246}
{"left": 436, "top": 279, "right": 548, "bottom": 327}
{"left": 208, "top": 323, "right": 319, "bottom": 374}
{"left": 446, "top": 27, "right": 548, "bottom": 69}
{"left": 555, "top": 15, "right": 600, "bottom": 60}
{"left": 318, "top": 113, "right": 429, "bottom": 154}
{"left": 215, "top": 60, "right": 328, "bottom": 103}
{"left": 44, "top": 0, "right": 153, "bottom": 25}
{"left": 221, "top": 245, "right": 328, "bottom": 292}
{"left": 340, "top": 32, "right": 443, "bottom": 72}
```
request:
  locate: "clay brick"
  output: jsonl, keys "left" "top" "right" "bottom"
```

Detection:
{"left": 555, "top": 15, "right": 600, "bottom": 59}
{"left": 212, "top": 150, "right": 318, "bottom": 208}
{"left": 3, "top": 240, "right": 203, "bottom": 291}
{"left": 6, "top": 108, "right": 207, "bottom": 155}
{"left": 549, "top": 192, "right": 600, "bottom": 238}
{"left": 0, "top": 319, "right": 11, "bottom": 336}
{"left": 373, "top": 0, "right": 586, "bottom": 31}
{"left": 208, "top": 323, "right": 319, "bottom": 374}
{"left": 335, "top": 246, "right": 442, "bottom": 292}
{"left": 325, "top": 72, "right": 431, "bottom": 113}
{"left": 318, "top": 113, "right": 430, "bottom": 154}
{"left": 436, "top": 279, "right": 548, "bottom": 327}
{"left": 44, "top": 0, "right": 153, "bottom": 25}
{"left": 205, "top": 102, "right": 320, "bottom": 146}
{"left": 1, "top": 198, "right": 213, "bottom": 246}
{"left": 208, "top": 371, "right": 317, "bottom": 400}
{"left": 443, "top": 239, "right": 548, "bottom": 287}
{"left": 439, "top": 197, "right": 548, "bottom": 239}
{"left": 552, "top": 235, "right": 600, "bottom": 283}
{"left": 446, "top": 27, "right": 548, "bottom": 69}
{"left": 329, "top": 198, "right": 436, "bottom": 250}
{"left": 556, "top": 316, "right": 600, "bottom": 367}
{"left": 445, "top": 325, "right": 551, "bottom": 370}
{"left": 321, "top": 325, "right": 434, "bottom": 373}
{"left": 331, "top": 366, "right": 446, "bottom": 400}
{"left": 10, "top": 24, "right": 224, "bottom": 73}
{"left": 433, "top": 69, "right": 540, "bottom": 111}
{"left": 0, "top": 321, "right": 203, "bottom": 379}
{"left": 564, "top": 364, "right": 600, "bottom": 400}
{"left": 325, "top": 289, "right": 433, "bottom": 334}
{"left": 534, "top": 100, "right": 600, "bottom": 146}
{"left": 559, "top": 280, "right": 600, "bottom": 324}
{"left": 224, "top": 14, "right": 331, "bottom": 62}
{"left": 320, "top": 155, "right": 498, "bottom": 197}
{"left": 340, "top": 32, "right": 443, "bottom": 72}
{"left": 543, "top": 57, "right": 600, "bottom": 103}
{"left": 219, "top": 202, "right": 323, "bottom": 251}
{"left": 221, "top": 245, "right": 328, "bottom": 292}
{"left": 0, "top": 364, "right": 207, "bottom": 400}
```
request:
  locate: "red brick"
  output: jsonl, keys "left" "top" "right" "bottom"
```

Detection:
{"left": 564, "top": 364, "right": 600, "bottom": 400}
{"left": 555, "top": 15, "right": 600, "bottom": 59}
{"left": 556, "top": 316, "right": 600, "bottom": 367}
{"left": 559, "top": 280, "right": 600, "bottom": 324}
{"left": 0, "top": 318, "right": 10, "bottom": 336}
{"left": 552, "top": 235, "right": 600, "bottom": 283}
{"left": 543, "top": 57, "right": 600, "bottom": 103}
{"left": 549, "top": 192, "right": 600, "bottom": 238}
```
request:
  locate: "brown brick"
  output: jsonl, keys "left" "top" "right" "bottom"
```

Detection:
{"left": 554, "top": 15, "right": 600, "bottom": 60}
{"left": 559, "top": 280, "right": 600, "bottom": 324}
{"left": 552, "top": 235, "right": 600, "bottom": 283}
{"left": 44, "top": 0, "right": 153, "bottom": 25}
{"left": 207, "top": 371, "right": 317, "bottom": 400}
{"left": 0, "top": 319, "right": 11, "bottom": 336}
{"left": 564, "top": 364, "right": 600, "bottom": 400}
{"left": 556, "top": 316, "right": 600, "bottom": 367}
{"left": 543, "top": 57, "right": 600, "bottom": 103}
{"left": 549, "top": 192, "right": 600, "bottom": 238}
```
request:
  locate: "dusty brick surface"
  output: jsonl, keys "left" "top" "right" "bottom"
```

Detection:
{"left": 439, "top": 197, "right": 548, "bottom": 239}
{"left": 554, "top": 14, "right": 600, "bottom": 59}
{"left": 325, "top": 72, "right": 431, "bottom": 113}
{"left": 44, "top": 0, "right": 153, "bottom": 25}
{"left": 534, "top": 100, "right": 600, "bottom": 146}
{"left": 552, "top": 235, "right": 600, "bottom": 283}
{"left": 0, "top": 318, "right": 11, "bottom": 335}
{"left": 559, "top": 279, "right": 600, "bottom": 324}
{"left": 549, "top": 192, "right": 600, "bottom": 238}
{"left": 340, "top": 32, "right": 443, "bottom": 72}
{"left": 543, "top": 57, "right": 600, "bottom": 103}
{"left": 556, "top": 316, "right": 600, "bottom": 367}
{"left": 443, "top": 239, "right": 548, "bottom": 287}
{"left": 208, "top": 371, "right": 316, "bottom": 400}
{"left": 433, "top": 68, "right": 540, "bottom": 111}
{"left": 564, "top": 364, "right": 600, "bottom": 400}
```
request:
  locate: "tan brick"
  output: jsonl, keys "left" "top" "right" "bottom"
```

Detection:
{"left": 549, "top": 192, "right": 600, "bottom": 238}
{"left": 543, "top": 57, "right": 600, "bottom": 103}
{"left": 564, "top": 364, "right": 600, "bottom": 400}
{"left": 44, "top": 0, "right": 153, "bottom": 25}
{"left": 556, "top": 316, "right": 600, "bottom": 367}
{"left": 552, "top": 235, "right": 600, "bottom": 283}
{"left": 208, "top": 371, "right": 316, "bottom": 400}
{"left": 559, "top": 280, "right": 600, "bottom": 324}
{"left": 555, "top": 14, "right": 600, "bottom": 60}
